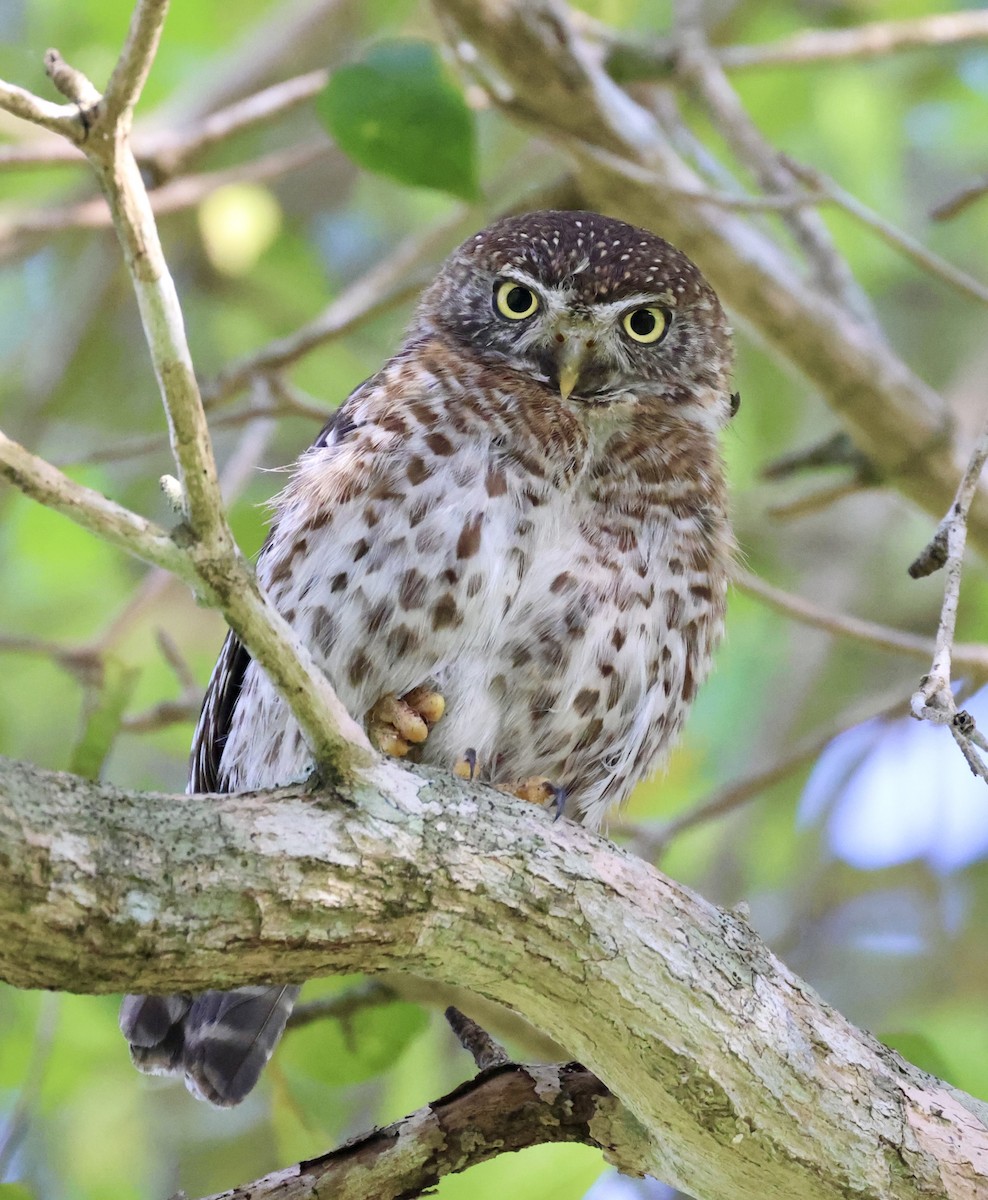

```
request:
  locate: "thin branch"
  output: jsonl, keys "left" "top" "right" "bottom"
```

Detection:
{"left": 735, "top": 569, "right": 988, "bottom": 678}
{"left": 0, "top": 138, "right": 83, "bottom": 170}
{"left": 719, "top": 11, "right": 988, "bottom": 71}
{"left": 153, "top": 0, "right": 348, "bottom": 130}
{"left": 144, "top": 68, "right": 329, "bottom": 178}
{"left": 0, "top": 77, "right": 84, "bottom": 138}
{"left": 785, "top": 159, "right": 988, "bottom": 309}
{"left": 583, "top": 10, "right": 988, "bottom": 82}
{"left": 121, "top": 696, "right": 200, "bottom": 734}
{"left": 672, "top": 5, "right": 876, "bottom": 327}
{"left": 287, "top": 980, "right": 397, "bottom": 1031}
{"left": 43, "top": 50, "right": 101, "bottom": 111}
{"left": 0, "top": 142, "right": 327, "bottom": 265}
{"left": 931, "top": 175, "right": 988, "bottom": 223}
{"left": 909, "top": 414, "right": 988, "bottom": 780}
{"left": 0, "top": 430, "right": 194, "bottom": 582}
{"left": 0, "top": 68, "right": 329, "bottom": 175}
{"left": 765, "top": 480, "right": 874, "bottom": 521}
{"left": 201, "top": 215, "right": 464, "bottom": 408}
{"left": 100, "top": 0, "right": 169, "bottom": 127}
{"left": 0, "top": 632, "right": 103, "bottom": 687}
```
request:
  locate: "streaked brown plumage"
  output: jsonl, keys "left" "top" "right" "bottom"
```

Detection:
{"left": 121, "top": 210, "right": 736, "bottom": 1105}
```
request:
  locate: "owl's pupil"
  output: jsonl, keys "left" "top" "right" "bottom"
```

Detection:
{"left": 505, "top": 286, "right": 533, "bottom": 313}
{"left": 628, "top": 309, "right": 656, "bottom": 337}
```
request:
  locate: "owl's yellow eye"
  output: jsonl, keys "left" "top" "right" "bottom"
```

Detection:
{"left": 622, "top": 306, "right": 668, "bottom": 344}
{"left": 494, "top": 281, "right": 539, "bottom": 320}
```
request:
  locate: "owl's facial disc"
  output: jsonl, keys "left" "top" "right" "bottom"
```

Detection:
{"left": 488, "top": 273, "right": 675, "bottom": 403}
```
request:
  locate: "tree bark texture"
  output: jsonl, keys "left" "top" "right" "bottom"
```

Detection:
{"left": 2, "top": 754, "right": 987, "bottom": 1200}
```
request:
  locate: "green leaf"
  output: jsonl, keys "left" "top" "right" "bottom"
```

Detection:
{"left": 68, "top": 657, "right": 141, "bottom": 781}
{"left": 317, "top": 40, "right": 478, "bottom": 200}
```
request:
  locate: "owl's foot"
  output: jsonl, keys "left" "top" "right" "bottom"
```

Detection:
{"left": 368, "top": 687, "right": 445, "bottom": 758}
{"left": 453, "top": 747, "right": 478, "bottom": 781}
{"left": 509, "top": 777, "right": 567, "bottom": 821}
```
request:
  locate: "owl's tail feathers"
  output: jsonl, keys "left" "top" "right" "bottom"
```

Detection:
{"left": 120, "top": 984, "right": 300, "bottom": 1106}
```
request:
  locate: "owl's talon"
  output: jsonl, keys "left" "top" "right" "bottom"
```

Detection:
{"left": 403, "top": 685, "right": 446, "bottom": 725}
{"left": 507, "top": 777, "right": 567, "bottom": 819}
{"left": 453, "top": 747, "right": 478, "bottom": 781}
{"left": 368, "top": 687, "right": 446, "bottom": 757}
{"left": 375, "top": 729, "right": 411, "bottom": 758}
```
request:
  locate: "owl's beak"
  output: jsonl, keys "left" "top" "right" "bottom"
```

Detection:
{"left": 555, "top": 336, "right": 589, "bottom": 401}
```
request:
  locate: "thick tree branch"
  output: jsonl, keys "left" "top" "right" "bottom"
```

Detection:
{"left": 200, "top": 1062, "right": 640, "bottom": 1200}
{"left": 434, "top": 0, "right": 988, "bottom": 556}
{"left": 2, "top": 754, "right": 987, "bottom": 1200}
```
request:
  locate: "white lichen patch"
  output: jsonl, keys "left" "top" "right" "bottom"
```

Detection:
{"left": 122, "top": 889, "right": 160, "bottom": 924}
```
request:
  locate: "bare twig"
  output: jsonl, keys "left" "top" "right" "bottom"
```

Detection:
{"left": 785, "top": 159, "right": 988, "bottom": 309}
{"left": 0, "top": 431, "right": 193, "bottom": 581}
{"left": 99, "top": 0, "right": 169, "bottom": 127}
{"left": 154, "top": 0, "right": 348, "bottom": 129}
{"left": 719, "top": 10, "right": 988, "bottom": 70}
{"left": 909, "top": 414, "right": 988, "bottom": 781}
{"left": 735, "top": 570, "right": 988, "bottom": 678}
{"left": 672, "top": 5, "right": 876, "bottom": 327}
{"left": 0, "top": 632, "right": 103, "bottom": 687}
{"left": 445, "top": 1007, "right": 510, "bottom": 1071}
{"left": 287, "top": 981, "right": 397, "bottom": 1031}
{"left": 144, "top": 68, "right": 329, "bottom": 178}
{"left": 0, "top": 76, "right": 84, "bottom": 138}
{"left": 583, "top": 10, "right": 988, "bottom": 82}
{"left": 0, "top": 141, "right": 328, "bottom": 264}
{"left": 0, "top": 68, "right": 329, "bottom": 175}
{"left": 44, "top": 50, "right": 101, "bottom": 111}
{"left": 931, "top": 175, "right": 988, "bottom": 223}
{"left": 762, "top": 432, "right": 872, "bottom": 481}
{"left": 0, "top": 139, "right": 84, "bottom": 169}
{"left": 765, "top": 481, "right": 875, "bottom": 522}
{"left": 201, "top": 214, "right": 467, "bottom": 408}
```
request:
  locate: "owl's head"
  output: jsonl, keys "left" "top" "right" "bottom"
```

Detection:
{"left": 414, "top": 210, "right": 735, "bottom": 425}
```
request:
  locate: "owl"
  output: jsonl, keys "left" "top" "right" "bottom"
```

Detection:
{"left": 120, "top": 210, "right": 736, "bottom": 1106}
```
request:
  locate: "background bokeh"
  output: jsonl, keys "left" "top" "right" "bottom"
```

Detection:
{"left": 3, "top": 2, "right": 988, "bottom": 1198}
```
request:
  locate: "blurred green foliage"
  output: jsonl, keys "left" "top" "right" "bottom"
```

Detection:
{"left": 318, "top": 40, "right": 479, "bottom": 199}
{"left": 3, "top": 1, "right": 988, "bottom": 1198}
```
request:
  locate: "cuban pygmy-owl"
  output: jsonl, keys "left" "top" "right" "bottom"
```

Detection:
{"left": 120, "top": 210, "right": 737, "bottom": 1105}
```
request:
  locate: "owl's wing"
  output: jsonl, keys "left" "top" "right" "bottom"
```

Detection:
{"left": 189, "top": 394, "right": 361, "bottom": 793}
{"left": 121, "top": 395, "right": 362, "bottom": 1105}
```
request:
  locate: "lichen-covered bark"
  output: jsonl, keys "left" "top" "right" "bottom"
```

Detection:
{"left": 201, "top": 1063, "right": 647, "bottom": 1200}
{"left": 2, "top": 753, "right": 987, "bottom": 1199}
